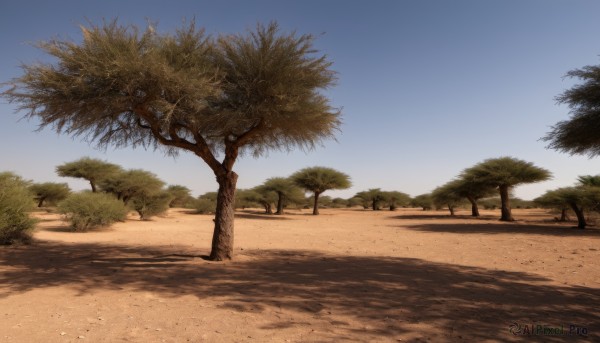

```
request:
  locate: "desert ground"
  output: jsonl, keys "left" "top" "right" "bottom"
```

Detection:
{"left": 1, "top": 207, "right": 599, "bottom": 342}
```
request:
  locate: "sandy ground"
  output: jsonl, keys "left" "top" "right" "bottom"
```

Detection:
{"left": 1, "top": 207, "right": 599, "bottom": 342}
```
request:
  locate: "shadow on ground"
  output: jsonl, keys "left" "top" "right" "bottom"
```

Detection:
{"left": 0, "top": 242, "right": 598, "bottom": 341}
{"left": 401, "top": 222, "right": 600, "bottom": 237}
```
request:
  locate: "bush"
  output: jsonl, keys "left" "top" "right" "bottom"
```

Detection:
{"left": 195, "top": 198, "right": 217, "bottom": 214}
{"left": 0, "top": 172, "right": 37, "bottom": 244}
{"left": 131, "top": 192, "right": 173, "bottom": 220}
{"left": 58, "top": 192, "right": 127, "bottom": 231}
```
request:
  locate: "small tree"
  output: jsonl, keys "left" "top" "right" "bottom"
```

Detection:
{"left": 534, "top": 187, "right": 600, "bottom": 229}
{"left": 543, "top": 62, "right": 600, "bottom": 156}
{"left": 29, "top": 182, "right": 71, "bottom": 207}
{"left": 291, "top": 167, "right": 351, "bottom": 215}
{"left": 534, "top": 189, "right": 572, "bottom": 222}
{"left": 4, "top": 21, "right": 340, "bottom": 260}
{"left": 445, "top": 177, "right": 496, "bottom": 217}
{"left": 354, "top": 189, "right": 386, "bottom": 211}
{"left": 0, "top": 172, "right": 37, "bottom": 244}
{"left": 262, "top": 177, "right": 304, "bottom": 215}
{"left": 56, "top": 157, "right": 122, "bottom": 192}
{"left": 166, "top": 185, "right": 194, "bottom": 208}
{"left": 248, "top": 186, "right": 278, "bottom": 214}
{"left": 431, "top": 184, "right": 466, "bottom": 216}
{"left": 131, "top": 191, "right": 173, "bottom": 220}
{"left": 461, "top": 157, "right": 551, "bottom": 221}
{"left": 100, "top": 169, "right": 165, "bottom": 205}
{"left": 382, "top": 191, "right": 411, "bottom": 211}
{"left": 411, "top": 194, "right": 433, "bottom": 211}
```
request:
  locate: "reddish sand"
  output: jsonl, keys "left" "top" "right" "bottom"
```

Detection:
{"left": 1, "top": 208, "right": 599, "bottom": 342}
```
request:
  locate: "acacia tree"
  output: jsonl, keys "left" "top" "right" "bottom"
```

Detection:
{"left": 534, "top": 187, "right": 600, "bottom": 229}
{"left": 382, "top": 191, "right": 411, "bottom": 211}
{"left": 411, "top": 193, "right": 433, "bottom": 211}
{"left": 29, "top": 182, "right": 71, "bottom": 207}
{"left": 445, "top": 177, "right": 496, "bottom": 217}
{"left": 100, "top": 169, "right": 165, "bottom": 205}
{"left": 56, "top": 157, "right": 122, "bottom": 192}
{"left": 431, "top": 184, "right": 465, "bottom": 216}
{"left": 262, "top": 177, "right": 304, "bottom": 215}
{"left": 3, "top": 21, "right": 340, "bottom": 260}
{"left": 543, "top": 62, "right": 600, "bottom": 156}
{"left": 462, "top": 157, "right": 551, "bottom": 221}
{"left": 291, "top": 167, "right": 351, "bottom": 215}
{"left": 166, "top": 185, "right": 194, "bottom": 208}
{"left": 355, "top": 189, "right": 386, "bottom": 211}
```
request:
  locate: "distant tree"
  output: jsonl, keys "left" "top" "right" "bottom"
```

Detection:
{"left": 249, "top": 186, "right": 278, "bottom": 214}
{"left": 355, "top": 189, "right": 386, "bottom": 211}
{"left": 445, "top": 177, "right": 496, "bottom": 217}
{"left": 411, "top": 193, "right": 433, "bottom": 211}
{"left": 56, "top": 157, "right": 122, "bottom": 192}
{"left": 100, "top": 169, "right": 165, "bottom": 205}
{"left": 262, "top": 177, "right": 304, "bottom": 215}
{"left": 534, "top": 189, "right": 572, "bottom": 223}
{"left": 166, "top": 185, "right": 194, "bottom": 208}
{"left": 382, "top": 191, "right": 411, "bottom": 211}
{"left": 195, "top": 192, "right": 218, "bottom": 214}
{"left": 346, "top": 197, "right": 364, "bottom": 208}
{"left": 131, "top": 191, "right": 173, "bottom": 220}
{"left": 431, "top": 184, "right": 466, "bottom": 216}
{"left": 534, "top": 187, "right": 600, "bottom": 229}
{"left": 543, "top": 62, "right": 600, "bottom": 157}
{"left": 331, "top": 197, "right": 348, "bottom": 208}
{"left": 291, "top": 167, "right": 351, "bottom": 215}
{"left": 29, "top": 182, "right": 71, "bottom": 207}
{"left": 461, "top": 157, "right": 551, "bottom": 221}
{"left": 3, "top": 21, "right": 340, "bottom": 260}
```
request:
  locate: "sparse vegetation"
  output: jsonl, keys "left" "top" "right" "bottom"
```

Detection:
{"left": 56, "top": 157, "right": 122, "bottom": 192}
{"left": 58, "top": 192, "right": 128, "bottom": 231}
{"left": 0, "top": 172, "right": 37, "bottom": 244}
{"left": 29, "top": 182, "right": 70, "bottom": 207}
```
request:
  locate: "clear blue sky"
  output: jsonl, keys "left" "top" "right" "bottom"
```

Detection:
{"left": 2, "top": 0, "right": 600, "bottom": 200}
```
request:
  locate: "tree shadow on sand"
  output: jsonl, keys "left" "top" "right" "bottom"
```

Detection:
{"left": 401, "top": 222, "right": 600, "bottom": 237}
{"left": 0, "top": 242, "right": 598, "bottom": 341}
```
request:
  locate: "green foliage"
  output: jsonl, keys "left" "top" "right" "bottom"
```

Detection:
{"left": 543, "top": 63, "right": 600, "bottom": 157}
{"left": 462, "top": 157, "right": 552, "bottom": 188}
{"left": 346, "top": 197, "right": 364, "bottom": 208}
{"left": 58, "top": 192, "right": 127, "bottom": 231}
{"left": 29, "top": 182, "right": 71, "bottom": 207}
{"left": 262, "top": 177, "right": 305, "bottom": 214}
{"left": 382, "top": 191, "right": 411, "bottom": 210}
{"left": 577, "top": 175, "right": 600, "bottom": 187}
{"left": 195, "top": 192, "right": 217, "bottom": 214}
{"left": 431, "top": 184, "right": 466, "bottom": 214}
{"left": 291, "top": 167, "right": 351, "bottom": 194}
{"left": 166, "top": 185, "right": 194, "bottom": 208}
{"left": 56, "top": 157, "right": 122, "bottom": 192}
{"left": 331, "top": 197, "right": 348, "bottom": 208}
{"left": 480, "top": 197, "right": 501, "bottom": 210}
{"left": 248, "top": 186, "right": 278, "bottom": 213}
{"left": 131, "top": 191, "right": 173, "bottom": 220}
{"left": 354, "top": 189, "right": 387, "bottom": 210}
{"left": 3, "top": 21, "right": 340, "bottom": 158}
{"left": 100, "top": 169, "right": 165, "bottom": 204}
{"left": 0, "top": 172, "right": 37, "bottom": 244}
{"left": 411, "top": 194, "right": 433, "bottom": 211}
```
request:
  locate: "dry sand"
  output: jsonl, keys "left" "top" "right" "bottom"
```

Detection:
{"left": 1, "top": 207, "right": 599, "bottom": 342}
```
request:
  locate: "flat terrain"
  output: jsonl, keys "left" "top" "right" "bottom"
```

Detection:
{"left": 1, "top": 207, "right": 599, "bottom": 342}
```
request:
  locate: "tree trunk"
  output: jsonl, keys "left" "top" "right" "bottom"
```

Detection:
{"left": 372, "top": 200, "right": 380, "bottom": 211}
{"left": 263, "top": 203, "right": 273, "bottom": 214}
{"left": 90, "top": 180, "right": 97, "bottom": 193}
{"left": 466, "top": 195, "right": 480, "bottom": 217}
{"left": 499, "top": 185, "right": 514, "bottom": 221}
{"left": 448, "top": 205, "right": 455, "bottom": 216}
{"left": 559, "top": 208, "right": 569, "bottom": 222}
{"left": 313, "top": 192, "right": 320, "bottom": 215}
{"left": 37, "top": 197, "right": 46, "bottom": 208}
{"left": 209, "top": 172, "right": 238, "bottom": 261}
{"left": 389, "top": 203, "right": 396, "bottom": 211}
{"left": 569, "top": 202, "right": 586, "bottom": 229}
{"left": 275, "top": 192, "right": 284, "bottom": 215}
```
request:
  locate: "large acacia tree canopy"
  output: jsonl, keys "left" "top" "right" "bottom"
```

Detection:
{"left": 4, "top": 20, "right": 340, "bottom": 170}
{"left": 461, "top": 157, "right": 551, "bottom": 188}
{"left": 543, "top": 64, "right": 600, "bottom": 156}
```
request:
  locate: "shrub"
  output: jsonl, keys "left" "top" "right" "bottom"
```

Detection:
{"left": 195, "top": 198, "right": 217, "bottom": 214}
{"left": 58, "top": 192, "right": 127, "bottom": 231}
{"left": 131, "top": 192, "right": 173, "bottom": 220}
{"left": 0, "top": 172, "right": 37, "bottom": 244}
